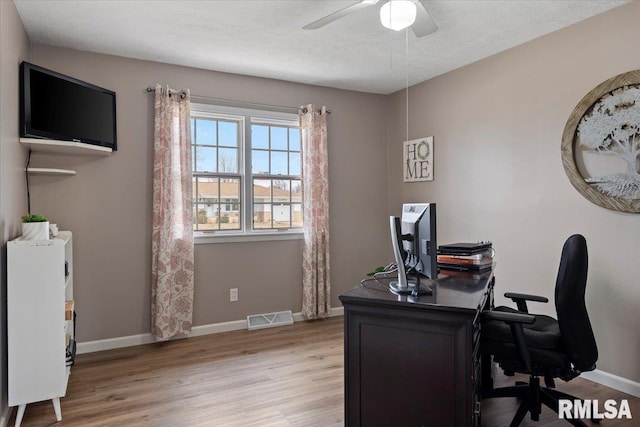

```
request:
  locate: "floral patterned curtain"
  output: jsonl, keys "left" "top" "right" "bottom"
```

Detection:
{"left": 151, "top": 84, "right": 194, "bottom": 341}
{"left": 299, "top": 105, "right": 331, "bottom": 320}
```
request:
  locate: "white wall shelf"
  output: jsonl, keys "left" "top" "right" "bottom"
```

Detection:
{"left": 27, "top": 167, "right": 76, "bottom": 176}
{"left": 21, "top": 137, "right": 112, "bottom": 156}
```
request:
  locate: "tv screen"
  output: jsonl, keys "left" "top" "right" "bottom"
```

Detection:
{"left": 20, "top": 62, "right": 117, "bottom": 151}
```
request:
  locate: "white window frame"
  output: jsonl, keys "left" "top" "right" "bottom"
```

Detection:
{"left": 191, "top": 103, "right": 303, "bottom": 244}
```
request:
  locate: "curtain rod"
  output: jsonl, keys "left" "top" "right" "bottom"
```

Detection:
{"left": 145, "top": 87, "right": 331, "bottom": 114}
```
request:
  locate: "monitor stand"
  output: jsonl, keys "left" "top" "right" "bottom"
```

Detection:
{"left": 389, "top": 277, "right": 433, "bottom": 296}
{"left": 389, "top": 216, "right": 433, "bottom": 297}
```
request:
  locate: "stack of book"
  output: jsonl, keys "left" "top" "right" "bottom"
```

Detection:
{"left": 437, "top": 242, "right": 493, "bottom": 272}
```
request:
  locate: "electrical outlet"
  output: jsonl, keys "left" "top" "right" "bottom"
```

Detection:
{"left": 230, "top": 288, "right": 238, "bottom": 302}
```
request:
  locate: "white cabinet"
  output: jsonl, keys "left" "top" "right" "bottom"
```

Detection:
{"left": 8, "top": 231, "right": 74, "bottom": 427}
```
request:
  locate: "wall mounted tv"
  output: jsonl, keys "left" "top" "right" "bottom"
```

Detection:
{"left": 20, "top": 62, "right": 117, "bottom": 151}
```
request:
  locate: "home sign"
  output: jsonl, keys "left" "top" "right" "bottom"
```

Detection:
{"left": 404, "top": 136, "right": 433, "bottom": 182}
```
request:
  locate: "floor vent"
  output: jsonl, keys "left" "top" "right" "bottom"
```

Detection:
{"left": 247, "top": 310, "right": 293, "bottom": 331}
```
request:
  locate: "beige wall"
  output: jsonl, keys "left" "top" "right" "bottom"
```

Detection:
{"left": 0, "top": 0, "right": 30, "bottom": 421}
{"left": 26, "top": 44, "right": 389, "bottom": 342}
{"left": 387, "top": 2, "right": 640, "bottom": 382}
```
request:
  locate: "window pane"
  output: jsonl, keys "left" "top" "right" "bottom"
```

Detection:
{"left": 272, "top": 180, "right": 291, "bottom": 203}
{"left": 253, "top": 179, "right": 271, "bottom": 204}
{"left": 253, "top": 203, "right": 272, "bottom": 229}
{"left": 289, "top": 128, "right": 300, "bottom": 151}
{"left": 192, "top": 176, "right": 198, "bottom": 200}
{"left": 193, "top": 177, "right": 219, "bottom": 231}
{"left": 291, "top": 180, "right": 302, "bottom": 203}
{"left": 195, "top": 146, "right": 217, "bottom": 173}
{"left": 197, "top": 177, "right": 219, "bottom": 200}
{"left": 196, "top": 204, "right": 219, "bottom": 231}
{"left": 193, "top": 204, "right": 199, "bottom": 229}
{"left": 190, "top": 119, "right": 195, "bottom": 143}
{"left": 272, "top": 204, "right": 292, "bottom": 228}
{"left": 219, "top": 178, "right": 240, "bottom": 230}
{"left": 218, "top": 121, "right": 238, "bottom": 147}
{"left": 271, "top": 151, "right": 288, "bottom": 175}
{"left": 270, "top": 126, "right": 288, "bottom": 150}
{"left": 252, "top": 150, "right": 269, "bottom": 174}
{"left": 252, "top": 125, "right": 269, "bottom": 149}
{"left": 289, "top": 152, "right": 301, "bottom": 176}
{"left": 292, "top": 203, "right": 303, "bottom": 228}
{"left": 195, "top": 119, "right": 216, "bottom": 145}
{"left": 192, "top": 174, "right": 200, "bottom": 231}
{"left": 218, "top": 148, "right": 238, "bottom": 173}
{"left": 220, "top": 179, "right": 240, "bottom": 199}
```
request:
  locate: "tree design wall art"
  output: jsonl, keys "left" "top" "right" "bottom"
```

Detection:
{"left": 578, "top": 85, "right": 640, "bottom": 199}
{"left": 562, "top": 70, "right": 640, "bottom": 213}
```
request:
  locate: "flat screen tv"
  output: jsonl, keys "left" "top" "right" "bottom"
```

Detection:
{"left": 20, "top": 62, "right": 117, "bottom": 151}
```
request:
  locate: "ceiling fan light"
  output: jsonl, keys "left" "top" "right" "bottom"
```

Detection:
{"left": 380, "top": 0, "right": 417, "bottom": 31}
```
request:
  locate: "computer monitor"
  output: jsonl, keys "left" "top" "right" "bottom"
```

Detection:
{"left": 389, "top": 203, "right": 437, "bottom": 296}
{"left": 402, "top": 203, "right": 437, "bottom": 279}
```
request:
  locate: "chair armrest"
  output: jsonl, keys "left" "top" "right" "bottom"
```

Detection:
{"left": 504, "top": 292, "right": 549, "bottom": 313}
{"left": 504, "top": 292, "right": 548, "bottom": 303}
{"left": 483, "top": 310, "right": 536, "bottom": 372}
{"left": 482, "top": 310, "right": 535, "bottom": 324}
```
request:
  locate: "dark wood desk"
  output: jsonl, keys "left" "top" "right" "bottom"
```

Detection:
{"left": 339, "top": 269, "right": 495, "bottom": 427}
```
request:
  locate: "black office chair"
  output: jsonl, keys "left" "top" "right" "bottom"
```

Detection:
{"left": 481, "top": 234, "right": 598, "bottom": 427}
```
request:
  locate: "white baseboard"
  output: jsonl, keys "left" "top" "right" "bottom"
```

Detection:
{"left": 581, "top": 369, "right": 640, "bottom": 398}
{"left": 77, "top": 306, "right": 344, "bottom": 355}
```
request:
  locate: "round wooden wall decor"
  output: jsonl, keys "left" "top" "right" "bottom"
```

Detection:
{"left": 561, "top": 70, "right": 640, "bottom": 213}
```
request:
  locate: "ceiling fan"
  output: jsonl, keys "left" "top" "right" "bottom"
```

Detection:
{"left": 303, "top": 0, "right": 438, "bottom": 37}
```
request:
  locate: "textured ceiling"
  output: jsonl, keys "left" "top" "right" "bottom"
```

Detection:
{"left": 14, "top": 0, "right": 630, "bottom": 94}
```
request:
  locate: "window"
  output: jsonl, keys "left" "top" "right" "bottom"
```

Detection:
{"left": 191, "top": 104, "right": 302, "bottom": 239}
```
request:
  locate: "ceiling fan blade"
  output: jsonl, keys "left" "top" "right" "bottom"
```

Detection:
{"left": 412, "top": 0, "right": 438, "bottom": 38}
{"left": 303, "top": 0, "right": 380, "bottom": 30}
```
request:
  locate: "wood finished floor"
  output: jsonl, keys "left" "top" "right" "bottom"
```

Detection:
{"left": 10, "top": 316, "right": 639, "bottom": 426}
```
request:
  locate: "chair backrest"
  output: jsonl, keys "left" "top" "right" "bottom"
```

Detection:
{"left": 554, "top": 234, "right": 598, "bottom": 372}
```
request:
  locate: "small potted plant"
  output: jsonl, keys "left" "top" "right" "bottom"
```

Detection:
{"left": 21, "top": 213, "right": 49, "bottom": 240}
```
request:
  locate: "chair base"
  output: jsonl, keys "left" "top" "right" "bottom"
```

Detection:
{"left": 483, "top": 375, "right": 600, "bottom": 427}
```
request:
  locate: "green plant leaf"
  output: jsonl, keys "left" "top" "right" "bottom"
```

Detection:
{"left": 21, "top": 213, "right": 48, "bottom": 223}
